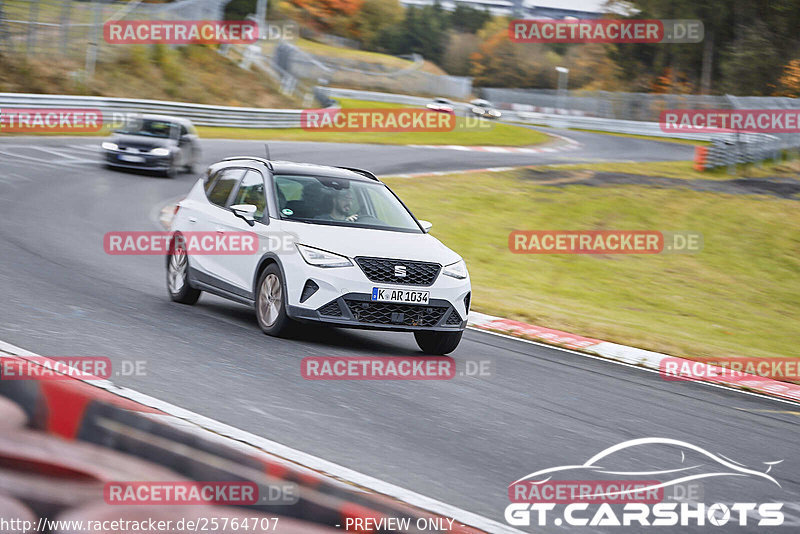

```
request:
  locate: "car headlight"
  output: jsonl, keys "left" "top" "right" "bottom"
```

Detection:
{"left": 150, "top": 147, "right": 170, "bottom": 156}
{"left": 442, "top": 259, "right": 468, "bottom": 279}
{"left": 472, "top": 107, "right": 484, "bottom": 114}
{"left": 102, "top": 142, "right": 118, "bottom": 150}
{"left": 297, "top": 244, "right": 353, "bottom": 268}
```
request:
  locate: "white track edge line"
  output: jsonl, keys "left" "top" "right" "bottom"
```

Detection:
{"left": 465, "top": 326, "right": 800, "bottom": 408}
{"left": 0, "top": 339, "right": 523, "bottom": 534}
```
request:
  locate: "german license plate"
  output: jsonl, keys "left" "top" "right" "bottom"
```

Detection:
{"left": 119, "top": 154, "right": 145, "bottom": 163}
{"left": 371, "top": 287, "right": 429, "bottom": 304}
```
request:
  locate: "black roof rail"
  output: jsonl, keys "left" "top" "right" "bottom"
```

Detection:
{"left": 335, "top": 166, "right": 380, "bottom": 182}
{"left": 221, "top": 156, "right": 273, "bottom": 170}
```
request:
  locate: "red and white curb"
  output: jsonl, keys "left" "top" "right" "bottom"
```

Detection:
{"left": 467, "top": 311, "right": 800, "bottom": 404}
{"left": 0, "top": 340, "right": 520, "bottom": 534}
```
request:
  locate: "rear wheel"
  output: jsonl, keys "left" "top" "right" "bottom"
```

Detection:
{"left": 414, "top": 330, "right": 463, "bottom": 355}
{"left": 255, "top": 264, "right": 293, "bottom": 336}
{"left": 167, "top": 235, "right": 201, "bottom": 304}
{"left": 184, "top": 148, "right": 197, "bottom": 174}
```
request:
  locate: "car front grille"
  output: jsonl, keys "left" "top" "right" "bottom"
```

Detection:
{"left": 354, "top": 257, "right": 441, "bottom": 286}
{"left": 345, "top": 300, "right": 447, "bottom": 327}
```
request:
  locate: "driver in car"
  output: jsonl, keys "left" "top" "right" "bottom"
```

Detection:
{"left": 329, "top": 189, "right": 359, "bottom": 222}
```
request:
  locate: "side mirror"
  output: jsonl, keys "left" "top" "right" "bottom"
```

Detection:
{"left": 231, "top": 204, "right": 257, "bottom": 226}
{"left": 419, "top": 220, "right": 433, "bottom": 233}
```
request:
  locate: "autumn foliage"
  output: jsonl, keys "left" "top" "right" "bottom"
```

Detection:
{"left": 289, "top": 0, "right": 364, "bottom": 31}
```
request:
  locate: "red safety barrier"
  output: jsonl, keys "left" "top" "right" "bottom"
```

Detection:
{"left": 694, "top": 145, "right": 709, "bottom": 171}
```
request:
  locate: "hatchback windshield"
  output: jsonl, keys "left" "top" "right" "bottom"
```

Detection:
{"left": 274, "top": 174, "right": 422, "bottom": 233}
{"left": 116, "top": 119, "right": 176, "bottom": 138}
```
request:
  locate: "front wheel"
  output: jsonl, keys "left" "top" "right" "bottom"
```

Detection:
{"left": 167, "top": 235, "right": 201, "bottom": 304}
{"left": 414, "top": 330, "right": 463, "bottom": 355}
{"left": 255, "top": 264, "right": 294, "bottom": 336}
{"left": 164, "top": 159, "right": 178, "bottom": 178}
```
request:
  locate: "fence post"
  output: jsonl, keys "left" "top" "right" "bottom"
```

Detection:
{"left": 85, "top": 0, "right": 102, "bottom": 80}
{"left": 26, "top": 0, "right": 40, "bottom": 56}
{"left": 60, "top": 0, "right": 73, "bottom": 57}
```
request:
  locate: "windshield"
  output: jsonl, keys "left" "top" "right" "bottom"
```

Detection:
{"left": 274, "top": 174, "right": 422, "bottom": 233}
{"left": 115, "top": 119, "right": 176, "bottom": 138}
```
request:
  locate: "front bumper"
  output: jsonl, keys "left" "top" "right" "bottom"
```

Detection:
{"left": 281, "top": 253, "right": 470, "bottom": 332}
{"left": 289, "top": 293, "right": 466, "bottom": 332}
{"left": 104, "top": 150, "right": 171, "bottom": 171}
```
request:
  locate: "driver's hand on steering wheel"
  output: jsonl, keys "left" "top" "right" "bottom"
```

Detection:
{"left": 346, "top": 214, "right": 359, "bottom": 222}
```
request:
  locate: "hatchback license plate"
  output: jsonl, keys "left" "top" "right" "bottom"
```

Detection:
{"left": 119, "top": 154, "right": 145, "bottom": 163}
{"left": 371, "top": 288, "right": 429, "bottom": 304}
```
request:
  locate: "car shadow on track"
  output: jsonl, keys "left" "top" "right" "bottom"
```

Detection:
{"left": 196, "top": 300, "right": 423, "bottom": 356}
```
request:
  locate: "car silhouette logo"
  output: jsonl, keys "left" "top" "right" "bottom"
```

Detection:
{"left": 511, "top": 437, "right": 783, "bottom": 500}
{"left": 394, "top": 265, "right": 407, "bottom": 277}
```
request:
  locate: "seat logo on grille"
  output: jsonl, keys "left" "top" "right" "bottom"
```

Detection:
{"left": 394, "top": 265, "right": 407, "bottom": 277}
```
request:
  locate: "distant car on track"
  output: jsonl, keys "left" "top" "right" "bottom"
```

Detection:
{"left": 469, "top": 99, "right": 501, "bottom": 119}
{"left": 102, "top": 115, "right": 200, "bottom": 178}
{"left": 167, "top": 157, "right": 471, "bottom": 354}
{"left": 426, "top": 97, "right": 456, "bottom": 115}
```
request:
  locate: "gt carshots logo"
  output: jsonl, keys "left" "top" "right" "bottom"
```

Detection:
{"left": 505, "top": 438, "right": 784, "bottom": 527}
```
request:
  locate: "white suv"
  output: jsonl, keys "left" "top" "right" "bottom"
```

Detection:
{"left": 167, "top": 157, "right": 471, "bottom": 354}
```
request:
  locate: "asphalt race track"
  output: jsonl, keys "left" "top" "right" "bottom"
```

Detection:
{"left": 1, "top": 133, "right": 798, "bottom": 533}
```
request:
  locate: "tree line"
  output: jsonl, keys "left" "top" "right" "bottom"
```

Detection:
{"left": 226, "top": 0, "right": 800, "bottom": 95}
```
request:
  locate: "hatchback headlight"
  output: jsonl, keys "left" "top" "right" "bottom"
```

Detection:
{"left": 297, "top": 244, "right": 353, "bottom": 268}
{"left": 150, "top": 147, "right": 170, "bottom": 156}
{"left": 442, "top": 259, "right": 468, "bottom": 279}
{"left": 102, "top": 142, "right": 118, "bottom": 150}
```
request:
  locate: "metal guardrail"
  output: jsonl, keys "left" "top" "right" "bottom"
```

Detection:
{"left": 2, "top": 91, "right": 798, "bottom": 171}
{"left": 320, "top": 87, "right": 749, "bottom": 142}
{"left": 0, "top": 92, "right": 303, "bottom": 128}
{"left": 504, "top": 112, "right": 772, "bottom": 143}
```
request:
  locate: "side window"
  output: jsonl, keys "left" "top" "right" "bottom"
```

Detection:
{"left": 207, "top": 168, "right": 245, "bottom": 207}
{"left": 232, "top": 170, "right": 266, "bottom": 219}
{"left": 204, "top": 170, "right": 219, "bottom": 194}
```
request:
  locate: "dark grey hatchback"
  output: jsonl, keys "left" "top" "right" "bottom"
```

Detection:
{"left": 102, "top": 115, "right": 200, "bottom": 177}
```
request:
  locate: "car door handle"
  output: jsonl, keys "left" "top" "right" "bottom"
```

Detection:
{"left": 187, "top": 217, "right": 197, "bottom": 223}
{"left": 215, "top": 227, "right": 226, "bottom": 233}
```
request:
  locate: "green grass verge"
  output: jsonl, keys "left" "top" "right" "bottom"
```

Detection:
{"left": 195, "top": 98, "right": 549, "bottom": 146}
{"left": 383, "top": 167, "right": 800, "bottom": 359}
{"left": 542, "top": 158, "right": 800, "bottom": 181}
{"left": 196, "top": 121, "right": 549, "bottom": 146}
{"left": 1, "top": 121, "right": 550, "bottom": 146}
